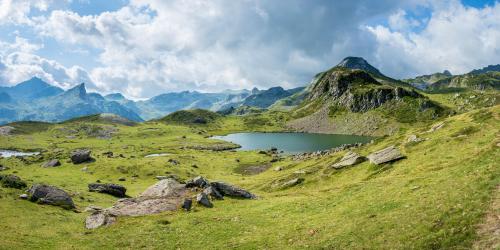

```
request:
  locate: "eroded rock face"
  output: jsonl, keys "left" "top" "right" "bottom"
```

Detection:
{"left": 280, "top": 178, "right": 304, "bottom": 188}
{"left": 27, "top": 184, "right": 75, "bottom": 209}
{"left": 367, "top": 146, "right": 405, "bottom": 165}
{"left": 70, "top": 149, "right": 92, "bottom": 164}
{"left": 332, "top": 151, "right": 366, "bottom": 169}
{"left": 42, "top": 159, "right": 61, "bottom": 168}
{"left": 88, "top": 183, "right": 127, "bottom": 198}
{"left": 210, "top": 182, "right": 256, "bottom": 199}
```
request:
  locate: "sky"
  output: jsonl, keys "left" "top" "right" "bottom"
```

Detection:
{"left": 0, "top": 0, "right": 498, "bottom": 99}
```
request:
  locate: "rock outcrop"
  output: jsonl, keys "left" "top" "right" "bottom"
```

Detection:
{"left": 331, "top": 151, "right": 366, "bottom": 169}
{"left": 27, "top": 184, "right": 75, "bottom": 209}
{"left": 210, "top": 182, "right": 256, "bottom": 199}
{"left": 42, "top": 159, "right": 61, "bottom": 168}
{"left": 367, "top": 146, "right": 405, "bottom": 165}
{"left": 88, "top": 183, "right": 127, "bottom": 198}
{"left": 70, "top": 149, "right": 92, "bottom": 164}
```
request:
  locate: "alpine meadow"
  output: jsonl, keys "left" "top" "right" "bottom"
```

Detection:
{"left": 0, "top": 1, "right": 499, "bottom": 249}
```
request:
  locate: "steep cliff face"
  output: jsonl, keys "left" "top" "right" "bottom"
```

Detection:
{"left": 307, "top": 69, "right": 425, "bottom": 112}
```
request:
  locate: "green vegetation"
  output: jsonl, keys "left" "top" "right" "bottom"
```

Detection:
{"left": 158, "top": 109, "right": 222, "bottom": 125}
{"left": 0, "top": 104, "right": 498, "bottom": 249}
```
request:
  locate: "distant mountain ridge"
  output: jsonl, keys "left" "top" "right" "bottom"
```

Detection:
{"left": 1, "top": 58, "right": 498, "bottom": 124}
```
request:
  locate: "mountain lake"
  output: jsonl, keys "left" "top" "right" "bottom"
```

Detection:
{"left": 212, "top": 132, "right": 373, "bottom": 154}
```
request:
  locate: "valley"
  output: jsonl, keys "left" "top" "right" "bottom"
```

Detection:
{"left": 0, "top": 57, "right": 499, "bottom": 249}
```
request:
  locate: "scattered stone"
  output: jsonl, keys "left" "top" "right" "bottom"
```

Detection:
{"left": 203, "top": 186, "right": 223, "bottom": 200}
{"left": 274, "top": 166, "right": 283, "bottom": 171}
{"left": 367, "top": 146, "right": 405, "bottom": 165}
{"left": 427, "top": 122, "right": 445, "bottom": 133}
{"left": 19, "top": 194, "right": 28, "bottom": 199}
{"left": 85, "top": 211, "right": 116, "bottom": 229}
{"left": 331, "top": 151, "right": 366, "bottom": 169}
{"left": 0, "top": 174, "right": 27, "bottom": 189}
{"left": 406, "top": 134, "right": 423, "bottom": 144}
{"left": 281, "top": 178, "right": 304, "bottom": 188}
{"left": 210, "top": 182, "right": 256, "bottom": 199}
{"left": 81, "top": 167, "right": 89, "bottom": 172}
{"left": 196, "top": 192, "right": 213, "bottom": 208}
{"left": 27, "top": 184, "right": 75, "bottom": 209}
{"left": 42, "top": 159, "right": 61, "bottom": 168}
{"left": 186, "top": 176, "right": 210, "bottom": 188}
{"left": 88, "top": 183, "right": 127, "bottom": 197}
{"left": 70, "top": 149, "right": 92, "bottom": 164}
{"left": 191, "top": 164, "right": 198, "bottom": 168}
{"left": 118, "top": 177, "right": 126, "bottom": 182}
{"left": 0, "top": 126, "right": 15, "bottom": 136}
{"left": 293, "top": 170, "right": 307, "bottom": 174}
{"left": 0, "top": 164, "right": 7, "bottom": 171}
{"left": 182, "top": 198, "right": 192, "bottom": 211}
{"left": 168, "top": 159, "right": 180, "bottom": 165}
{"left": 102, "top": 151, "right": 113, "bottom": 158}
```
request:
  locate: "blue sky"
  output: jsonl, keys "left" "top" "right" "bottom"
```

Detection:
{"left": 0, "top": 0, "right": 498, "bottom": 99}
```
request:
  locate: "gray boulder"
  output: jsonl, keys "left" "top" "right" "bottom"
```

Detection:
{"left": 88, "top": 183, "right": 127, "bottom": 197}
{"left": 27, "top": 184, "right": 75, "bottom": 209}
{"left": 196, "top": 192, "right": 213, "bottom": 208}
{"left": 85, "top": 211, "right": 116, "bottom": 229}
{"left": 281, "top": 178, "right": 304, "bottom": 188}
{"left": 332, "top": 151, "right": 366, "bottom": 169}
{"left": 203, "top": 186, "right": 224, "bottom": 200}
{"left": 71, "top": 149, "right": 92, "bottom": 164}
{"left": 42, "top": 159, "right": 61, "bottom": 168}
{"left": 0, "top": 174, "right": 27, "bottom": 189}
{"left": 367, "top": 146, "right": 405, "bottom": 165}
{"left": 186, "top": 176, "right": 210, "bottom": 188}
{"left": 182, "top": 198, "right": 192, "bottom": 211}
{"left": 210, "top": 182, "right": 256, "bottom": 199}
{"left": 106, "top": 178, "right": 188, "bottom": 217}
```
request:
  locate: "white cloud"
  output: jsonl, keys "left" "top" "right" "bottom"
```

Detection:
{"left": 367, "top": 0, "right": 500, "bottom": 78}
{"left": 33, "top": 0, "right": 427, "bottom": 98}
{"left": 0, "top": 0, "right": 54, "bottom": 25}
{"left": 0, "top": 36, "right": 95, "bottom": 89}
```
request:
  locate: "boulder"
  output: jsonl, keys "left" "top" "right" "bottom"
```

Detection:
{"left": 203, "top": 186, "right": 224, "bottom": 200}
{"left": 182, "top": 198, "right": 192, "bottom": 211}
{"left": 88, "top": 183, "right": 127, "bottom": 198}
{"left": 281, "top": 178, "right": 304, "bottom": 188}
{"left": 406, "top": 134, "right": 423, "bottom": 143}
{"left": 106, "top": 178, "right": 188, "bottom": 217}
{"left": 367, "top": 146, "right": 405, "bottom": 165}
{"left": 196, "top": 192, "right": 213, "bottom": 208}
{"left": 70, "top": 149, "right": 92, "bottom": 164}
{"left": 186, "top": 176, "right": 210, "bottom": 188}
{"left": 85, "top": 211, "right": 116, "bottom": 229}
{"left": 27, "top": 184, "right": 75, "bottom": 209}
{"left": 0, "top": 174, "right": 27, "bottom": 189}
{"left": 42, "top": 159, "right": 61, "bottom": 168}
{"left": 19, "top": 194, "right": 28, "bottom": 199}
{"left": 210, "top": 182, "right": 256, "bottom": 199}
{"left": 274, "top": 166, "right": 283, "bottom": 171}
{"left": 331, "top": 151, "right": 366, "bottom": 169}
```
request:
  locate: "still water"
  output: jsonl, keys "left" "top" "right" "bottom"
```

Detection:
{"left": 212, "top": 132, "right": 372, "bottom": 154}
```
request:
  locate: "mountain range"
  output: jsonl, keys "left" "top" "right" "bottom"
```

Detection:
{"left": 1, "top": 57, "right": 498, "bottom": 124}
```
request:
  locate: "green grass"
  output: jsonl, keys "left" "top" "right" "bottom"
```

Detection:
{"left": 0, "top": 106, "right": 499, "bottom": 249}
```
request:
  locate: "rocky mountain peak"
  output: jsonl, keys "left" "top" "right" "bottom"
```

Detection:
{"left": 336, "top": 57, "right": 383, "bottom": 77}
{"left": 65, "top": 83, "right": 87, "bottom": 98}
{"left": 443, "top": 70, "right": 452, "bottom": 76}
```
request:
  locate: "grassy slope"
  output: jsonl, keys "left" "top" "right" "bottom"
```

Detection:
{"left": 0, "top": 106, "right": 499, "bottom": 249}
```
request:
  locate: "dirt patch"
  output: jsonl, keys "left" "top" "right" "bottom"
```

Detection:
{"left": 234, "top": 163, "right": 272, "bottom": 175}
{"left": 473, "top": 185, "right": 500, "bottom": 249}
